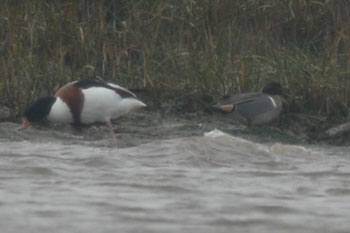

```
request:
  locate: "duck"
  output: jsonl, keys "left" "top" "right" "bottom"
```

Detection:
{"left": 20, "top": 79, "right": 146, "bottom": 138}
{"left": 213, "top": 82, "right": 287, "bottom": 125}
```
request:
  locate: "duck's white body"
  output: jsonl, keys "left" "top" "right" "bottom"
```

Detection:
{"left": 79, "top": 86, "right": 145, "bottom": 124}
{"left": 22, "top": 80, "right": 146, "bottom": 138}
{"left": 47, "top": 98, "right": 73, "bottom": 123}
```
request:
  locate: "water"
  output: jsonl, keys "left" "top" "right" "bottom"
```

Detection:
{"left": 0, "top": 116, "right": 350, "bottom": 233}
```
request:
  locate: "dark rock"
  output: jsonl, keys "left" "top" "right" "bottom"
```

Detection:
{"left": 0, "top": 105, "right": 10, "bottom": 121}
{"left": 326, "top": 122, "right": 350, "bottom": 137}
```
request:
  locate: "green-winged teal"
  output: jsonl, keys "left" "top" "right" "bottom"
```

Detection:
{"left": 213, "top": 82, "right": 287, "bottom": 125}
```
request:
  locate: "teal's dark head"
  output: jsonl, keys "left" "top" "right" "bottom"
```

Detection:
{"left": 262, "top": 82, "right": 288, "bottom": 97}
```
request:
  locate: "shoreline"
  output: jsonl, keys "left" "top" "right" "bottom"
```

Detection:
{"left": 2, "top": 102, "right": 349, "bottom": 146}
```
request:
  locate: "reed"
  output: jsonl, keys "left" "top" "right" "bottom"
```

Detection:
{"left": 0, "top": 0, "right": 350, "bottom": 122}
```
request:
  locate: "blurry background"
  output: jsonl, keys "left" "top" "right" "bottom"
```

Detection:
{"left": 1, "top": 0, "right": 350, "bottom": 123}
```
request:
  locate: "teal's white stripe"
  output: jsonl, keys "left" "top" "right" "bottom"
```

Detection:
{"left": 268, "top": 96, "right": 277, "bottom": 108}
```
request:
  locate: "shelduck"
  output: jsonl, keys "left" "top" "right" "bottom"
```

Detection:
{"left": 20, "top": 79, "right": 146, "bottom": 138}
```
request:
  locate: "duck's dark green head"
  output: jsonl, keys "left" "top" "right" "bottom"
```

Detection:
{"left": 262, "top": 82, "right": 287, "bottom": 97}
{"left": 20, "top": 97, "right": 56, "bottom": 130}
{"left": 24, "top": 96, "right": 56, "bottom": 123}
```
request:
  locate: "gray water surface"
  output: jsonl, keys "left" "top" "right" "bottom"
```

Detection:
{"left": 0, "top": 119, "right": 349, "bottom": 233}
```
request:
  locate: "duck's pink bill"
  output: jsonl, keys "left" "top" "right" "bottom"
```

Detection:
{"left": 20, "top": 119, "right": 31, "bottom": 130}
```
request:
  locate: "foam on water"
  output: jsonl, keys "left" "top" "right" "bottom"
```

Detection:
{"left": 0, "top": 127, "right": 349, "bottom": 233}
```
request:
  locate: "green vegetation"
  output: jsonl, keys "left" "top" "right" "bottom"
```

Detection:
{"left": 0, "top": 0, "right": 350, "bottom": 124}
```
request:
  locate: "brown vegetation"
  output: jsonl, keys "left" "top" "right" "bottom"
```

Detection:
{"left": 0, "top": 0, "right": 350, "bottom": 123}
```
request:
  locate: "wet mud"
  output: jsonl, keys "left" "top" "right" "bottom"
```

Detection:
{"left": 0, "top": 108, "right": 328, "bottom": 147}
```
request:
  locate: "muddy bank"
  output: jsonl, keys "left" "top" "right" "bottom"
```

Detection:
{"left": 137, "top": 90, "right": 350, "bottom": 146}
{"left": 2, "top": 106, "right": 349, "bottom": 147}
{"left": 1, "top": 87, "right": 349, "bottom": 146}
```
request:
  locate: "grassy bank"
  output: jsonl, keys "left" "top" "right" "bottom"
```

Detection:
{"left": 0, "top": 0, "right": 350, "bottom": 126}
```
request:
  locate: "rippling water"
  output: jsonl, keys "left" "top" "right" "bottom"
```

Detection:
{"left": 0, "top": 122, "right": 350, "bottom": 233}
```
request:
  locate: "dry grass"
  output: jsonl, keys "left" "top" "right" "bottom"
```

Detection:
{"left": 0, "top": 0, "right": 350, "bottom": 121}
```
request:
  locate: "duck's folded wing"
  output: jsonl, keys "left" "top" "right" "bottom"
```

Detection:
{"left": 71, "top": 80, "right": 137, "bottom": 98}
{"left": 215, "top": 93, "right": 262, "bottom": 106}
{"left": 212, "top": 93, "right": 261, "bottom": 112}
{"left": 107, "top": 83, "right": 137, "bottom": 98}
